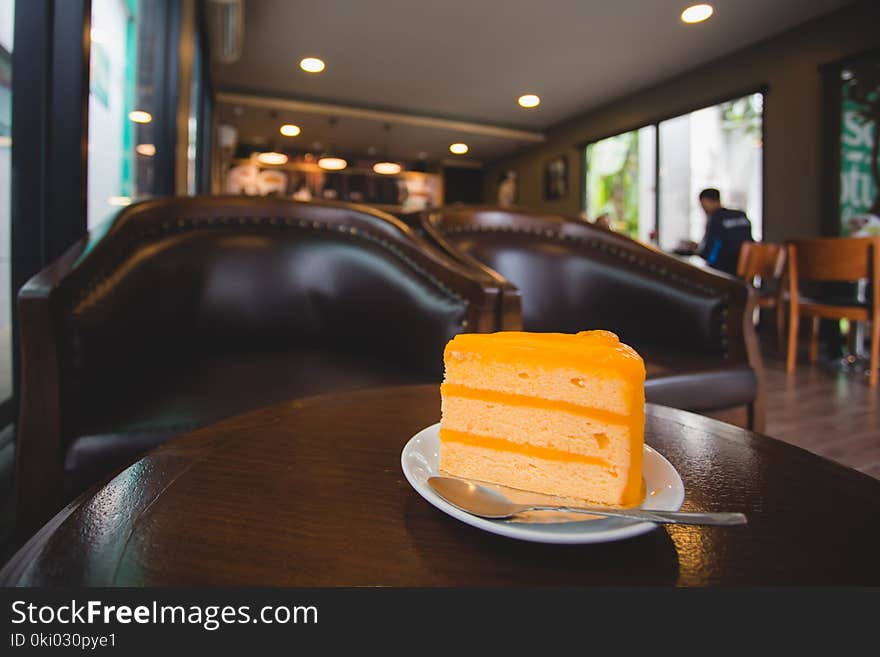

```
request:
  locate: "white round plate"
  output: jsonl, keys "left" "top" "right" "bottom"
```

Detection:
{"left": 401, "top": 422, "right": 685, "bottom": 544}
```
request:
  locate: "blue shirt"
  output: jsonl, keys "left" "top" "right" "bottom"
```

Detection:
{"left": 698, "top": 208, "right": 753, "bottom": 275}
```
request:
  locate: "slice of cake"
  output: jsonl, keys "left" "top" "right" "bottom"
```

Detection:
{"left": 439, "top": 330, "right": 645, "bottom": 507}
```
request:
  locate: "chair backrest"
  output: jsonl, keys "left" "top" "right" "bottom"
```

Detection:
{"left": 786, "top": 237, "right": 880, "bottom": 283}
{"left": 737, "top": 242, "right": 786, "bottom": 283}
{"left": 422, "top": 205, "right": 751, "bottom": 360}
{"left": 38, "top": 197, "right": 504, "bottom": 433}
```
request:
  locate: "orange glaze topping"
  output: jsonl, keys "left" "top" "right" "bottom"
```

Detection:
{"left": 444, "top": 330, "right": 646, "bottom": 381}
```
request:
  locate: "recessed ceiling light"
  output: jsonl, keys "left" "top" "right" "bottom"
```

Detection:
{"left": 128, "top": 110, "right": 152, "bottom": 124}
{"left": 107, "top": 196, "right": 132, "bottom": 206}
{"left": 680, "top": 4, "right": 713, "bottom": 24}
{"left": 449, "top": 143, "right": 468, "bottom": 155}
{"left": 135, "top": 143, "right": 156, "bottom": 156}
{"left": 373, "top": 161, "right": 402, "bottom": 175}
{"left": 518, "top": 94, "right": 540, "bottom": 108}
{"left": 318, "top": 156, "right": 347, "bottom": 170}
{"left": 300, "top": 57, "right": 325, "bottom": 73}
{"left": 279, "top": 124, "right": 301, "bottom": 137}
{"left": 258, "top": 151, "right": 289, "bottom": 165}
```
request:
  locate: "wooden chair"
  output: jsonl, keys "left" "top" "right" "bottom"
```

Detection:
{"left": 737, "top": 242, "right": 787, "bottom": 351}
{"left": 785, "top": 237, "right": 880, "bottom": 386}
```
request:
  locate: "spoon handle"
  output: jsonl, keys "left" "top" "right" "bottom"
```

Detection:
{"left": 524, "top": 506, "right": 747, "bottom": 526}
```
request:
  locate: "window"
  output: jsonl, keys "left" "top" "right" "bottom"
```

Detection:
{"left": 186, "top": 31, "right": 203, "bottom": 195}
{"left": 584, "top": 92, "right": 764, "bottom": 248}
{"left": 584, "top": 125, "right": 655, "bottom": 242}
{"left": 88, "top": 0, "right": 165, "bottom": 228}
{"left": 658, "top": 93, "right": 763, "bottom": 250}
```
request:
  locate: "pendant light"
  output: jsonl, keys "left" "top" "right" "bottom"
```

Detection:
{"left": 373, "top": 124, "right": 402, "bottom": 175}
{"left": 318, "top": 117, "right": 347, "bottom": 171}
{"left": 258, "top": 150, "right": 288, "bottom": 165}
{"left": 258, "top": 110, "right": 289, "bottom": 165}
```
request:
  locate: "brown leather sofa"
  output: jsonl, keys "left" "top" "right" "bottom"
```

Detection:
{"left": 420, "top": 205, "right": 765, "bottom": 431}
{"left": 16, "top": 197, "right": 504, "bottom": 527}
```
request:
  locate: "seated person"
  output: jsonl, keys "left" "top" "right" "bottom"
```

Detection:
{"left": 677, "top": 188, "right": 753, "bottom": 275}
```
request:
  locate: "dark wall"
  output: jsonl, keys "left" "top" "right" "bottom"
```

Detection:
{"left": 443, "top": 166, "right": 484, "bottom": 204}
{"left": 484, "top": 0, "right": 880, "bottom": 241}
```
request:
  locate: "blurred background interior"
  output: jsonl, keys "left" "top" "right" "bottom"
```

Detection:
{"left": 0, "top": 0, "right": 878, "bottom": 553}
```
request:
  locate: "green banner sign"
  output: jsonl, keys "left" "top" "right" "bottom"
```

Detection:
{"left": 840, "top": 65, "right": 880, "bottom": 236}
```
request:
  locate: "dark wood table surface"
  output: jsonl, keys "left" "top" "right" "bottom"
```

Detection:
{"left": 3, "top": 384, "right": 879, "bottom": 586}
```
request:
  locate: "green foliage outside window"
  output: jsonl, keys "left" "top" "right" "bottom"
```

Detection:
{"left": 585, "top": 131, "right": 640, "bottom": 237}
{"left": 719, "top": 95, "right": 762, "bottom": 137}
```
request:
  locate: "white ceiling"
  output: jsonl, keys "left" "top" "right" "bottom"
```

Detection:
{"left": 211, "top": 0, "right": 853, "bottom": 164}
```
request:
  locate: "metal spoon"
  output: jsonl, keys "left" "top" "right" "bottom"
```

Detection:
{"left": 428, "top": 476, "right": 747, "bottom": 526}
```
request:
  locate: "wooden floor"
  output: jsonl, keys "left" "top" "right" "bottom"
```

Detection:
{"left": 762, "top": 345, "right": 880, "bottom": 479}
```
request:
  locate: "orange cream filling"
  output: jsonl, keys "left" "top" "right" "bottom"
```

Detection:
{"left": 441, "top": 383, "right": 631, "bottom": 426}
{"left": 439, "top": 428, "right": 611, "bottom": 467}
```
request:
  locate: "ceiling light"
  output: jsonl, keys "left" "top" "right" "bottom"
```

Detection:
{"left": 279, "top": 124, "right": 301, "bottom": 137}
{"left": 135, "top": 143, "right": 156, "bottom": 156}
{"left": 128, "top": 110, "right": 152, "bottom": 124}
{"left": 518, "top": 94, "right": 540, "bottom": 108}
{"left": 680, "top": 4, "right": 713, "bottom": 24}
{"left": 107, "top": 196, "right": 132, "bottom": 207}
{"left": 318, "top": 156, "right": 347, "bottom": 170}
{"left": 258, "top": 151, "right": 289, "bottom": 165}
{"left": 449, "top": 143, "right": 468, "bottom": 155}
{"left": 371, "top": 124, "right": 400, "bottom": 175}
{"left": 300, "top": 57, "right": 325, "bottom": 73}
{"left": 373, "top": 161, "right": 402, "bottom": 175}
{"left": 316, "top": 118, "right": 346, "bottom": 170}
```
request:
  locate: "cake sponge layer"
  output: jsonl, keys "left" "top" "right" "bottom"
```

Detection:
{"left": 440, "top": 441, "right": 629, "bottom": 506}
{"left": 440, "top": 393, "right": 633, "bottom": 465}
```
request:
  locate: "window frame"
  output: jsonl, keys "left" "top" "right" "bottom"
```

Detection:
{"left": 9, "top": 0, "right": 93, "bottom": 430}
{"left": 7, "top": 0, "right": 212, "bottom": 431}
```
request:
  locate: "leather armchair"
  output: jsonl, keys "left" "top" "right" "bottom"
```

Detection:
{"left": 421, "top": 205, "right": 765, "bottom": 431}
{"left": 16, "top": 197, "right": 503, "bottom": 528}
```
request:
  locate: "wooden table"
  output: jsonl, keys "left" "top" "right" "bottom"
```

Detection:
{"left": 3, "top": 385, "right": 879, "bottom": 586}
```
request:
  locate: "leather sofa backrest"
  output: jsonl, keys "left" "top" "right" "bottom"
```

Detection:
{"left": 425, "top": 206, "right": 750, "bottom": 360}
{"left": 53, "top": 198, "right": 500, "bottom": 408}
